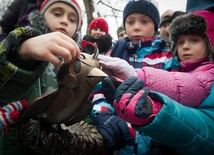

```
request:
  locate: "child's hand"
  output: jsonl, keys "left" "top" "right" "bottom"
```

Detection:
{"left": 19, "top": 32, "right": 81, "bottom": 66}
{"left": 112, "top": 77, "right": 162, "bottom": 126}
{"left": 0, "top": 100, "right": 28, "bottom": 134}
{"left": 98, "top": 54, "right": 137, "bottom": 80}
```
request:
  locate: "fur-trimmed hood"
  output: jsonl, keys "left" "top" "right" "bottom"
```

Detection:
{"left": 28, "top": 10, "right": 51, "bottom": 35}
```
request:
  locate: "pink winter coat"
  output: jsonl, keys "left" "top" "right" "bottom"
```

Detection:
{"left": 136, "top": 57, "right": 214, "bottom": 107}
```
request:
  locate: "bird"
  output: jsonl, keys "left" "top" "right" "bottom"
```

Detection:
{"left": 15, "top": 51, "right": 107, "bottom": 126}
{"left": 16, "top": 50, "right": 106, "bottom": 155}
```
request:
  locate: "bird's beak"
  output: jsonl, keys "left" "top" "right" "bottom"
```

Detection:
{"left": 87, "top": 67, "right": 107, "bottom": 87}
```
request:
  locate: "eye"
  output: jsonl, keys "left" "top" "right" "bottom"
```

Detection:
{"left": 74, "top": 61, "right": 81, "bottom": 73}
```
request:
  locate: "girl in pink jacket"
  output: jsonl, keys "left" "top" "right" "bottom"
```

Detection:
{"left": 99, "top": 13, "right": 214, "bottom": 108}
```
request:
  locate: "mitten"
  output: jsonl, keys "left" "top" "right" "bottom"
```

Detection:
{"left": 0, "top": 100, "right": 28, "bottom": 134}
{"left": 95, "top": 111, "right": 131, "bottom": 154}
{"left": 113, "top": 76, "right": 162, "bottom": 126}
{"left": 98, "top": 54, "right": 137, "bottom": 80}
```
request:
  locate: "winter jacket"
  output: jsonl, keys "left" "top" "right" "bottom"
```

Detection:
{"left": 0, "top": 0, "right": 44, "bottom": 41}
{"left": 134, "top": 84, "right": 214, "bottom": 155}
{"left": 92, "top": 37, "right": 180, "bottom": 155}
{"left": 136, "top": 57, "right": 214, "bottom": 107}
{"left": 110, "top": 36, "right": 180, "bottom": 71}
{"left": 186, "top": 0, "right": 214, "bottom": 12}
{"left": 0, "top": 11, "right": 50, "bottom": 155}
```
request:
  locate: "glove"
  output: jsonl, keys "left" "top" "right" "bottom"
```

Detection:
{"left": 102, "top": 76, "right": 123, "bottom": 104}
{"left": 95, "top": 111, "right": 131, "bottom": 154}
{"left": 98, "top": 54, "right": 137, "bottom": 80}
{"left": 113, "top": 76, "right": 162, "bottom": 126}
{"left": 0, "top": 100, "right": 28, "bottom": 134}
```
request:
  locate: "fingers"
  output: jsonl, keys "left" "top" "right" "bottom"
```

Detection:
{"left": 19, "top": 32, "right": 80, "bottom": 66}
{"left": 123, "top": 78, "right": 144, "bottom": 96}
{"left": 113, "top": 76, "right": 139, "bottom": 101}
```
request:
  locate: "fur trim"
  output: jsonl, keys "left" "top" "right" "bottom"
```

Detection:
{"left": 29, "top": 10, "right": 51, "bottom": 34}
{"left": 170, "top": 14, "right": 207, "bottom": 43}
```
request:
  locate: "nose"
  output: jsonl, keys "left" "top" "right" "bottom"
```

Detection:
{"left": 182, "top": 41, "right": 190, "bottom": 50}
{"left": 165, "top": 26, "right": 169, "bottom": 33}
{"left": 60, "top": 15, "right": 68, "bottom": 26}
{"left": 133, "top": 22, "right": 141, "bottom": 31}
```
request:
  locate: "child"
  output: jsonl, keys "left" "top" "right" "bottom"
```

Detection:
{"left": 110, "top": 0, "right": 179, "bottom": 71}
{"left": 0, "top": 0, "right": 81, "bottom": 155}
{"left": 91, "top": 0, "right": 181, "bottom": 154}
{"left": 100, "top": 13, "right": 214, "bottom": 108}
{"left": 81, "top": 17, "right": 112, "bottom": 55}
{"left": 101, "top": 13, "right": 214, "bottom": 155}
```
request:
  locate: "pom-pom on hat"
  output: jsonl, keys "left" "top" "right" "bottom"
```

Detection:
{"left": 40, "top": 0, "right": 82, "bottom": 30}
{"left": 89, "top": 17, "right": 109, "bottom": 34}
{"left": 169, "top": 13, "right": 214, "bottom": 61}
{"left": 123, "top": 0, "right": 160, "bottom": 32}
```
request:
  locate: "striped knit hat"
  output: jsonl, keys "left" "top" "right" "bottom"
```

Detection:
{"left": 40, "top": 0, "right": 82, "bottom": 30}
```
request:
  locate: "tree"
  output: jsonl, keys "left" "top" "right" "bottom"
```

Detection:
{"left": 0, "top": 0, "right": 13, "bottom": 17}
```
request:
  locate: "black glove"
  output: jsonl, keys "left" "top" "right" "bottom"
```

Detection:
{"left": 95, "top": 111, "right": 131, "bottom": 154}
{"left": 102, "top": 76, "right": 123, "bottom": 104}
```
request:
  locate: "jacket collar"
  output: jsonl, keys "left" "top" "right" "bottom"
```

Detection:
{"left": 180, "top": 56, "right": 209, "bottom": 72}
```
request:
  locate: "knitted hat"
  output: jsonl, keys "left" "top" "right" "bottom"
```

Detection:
{"left": 160, "top": 10, "right": 186, "bottom": 28}
{"left": 169, "top": 13, "right": 214, "bottom": 61}
{"left": 40, "top": 0, "right": 82, "bottom": 30}
{"left": 89, "top": 17, "right": 109, "bottom": 34}
{"left": 159, "top": 16, "right": 172, "bottom": 28}
{"left": 123, "top": 0, "right": 160, "bottom": 32}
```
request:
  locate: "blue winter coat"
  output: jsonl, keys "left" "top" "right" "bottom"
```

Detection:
{"left": 134, "top": 85, "right": 214, "bottom": 155}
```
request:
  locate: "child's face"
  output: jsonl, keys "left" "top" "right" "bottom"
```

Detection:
{"left": 91, "top": 28, "right": 106, "bottom": 39}
{"left": 44, "top": 2, "right": 78, "bottom": 37}
{"left": 125, "top": 13, "right": 155, "bottom": 44}
{"left": 177, "top": 34, "right": 208, "bottom": 62}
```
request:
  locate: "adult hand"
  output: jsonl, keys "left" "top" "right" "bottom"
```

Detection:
{"left": 98, "top": 54, "right": 136, "bottom": 80}
{"left": 113, "top": 76, "right": 162, "bottom": 126}
{"left": 19, "top": 32, "right": 81, "bottom": 66}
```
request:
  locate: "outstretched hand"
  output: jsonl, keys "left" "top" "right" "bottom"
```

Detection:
{"left": 98, "top": 54, "right": 136, "bottom": 80}
{"left": 19, "top": 32, "right": 81, "bottom": 66}
{"left": 113, "top": 76, "right": 162, "bottom": 126}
